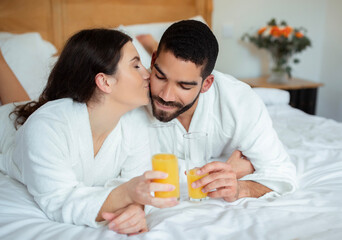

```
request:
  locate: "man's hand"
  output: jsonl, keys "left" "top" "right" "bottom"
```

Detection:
{"left": 102, "top": 204, "right": 148, "bottom": 236}
{"left": 193, "top": 161, "right": 240, "bottom": 202}
{"left": 193, "top": 150, "right": 271, "bottom": 202}
{"left": 226, "top": 150, "right": 255, "bottom": 179}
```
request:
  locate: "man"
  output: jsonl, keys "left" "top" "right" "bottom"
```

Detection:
{"left": 143, "top": 19, "right": 297, "bottom": 201}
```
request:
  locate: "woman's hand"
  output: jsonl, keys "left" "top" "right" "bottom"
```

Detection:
{"left": 96, "top": 171, "right": 178, "bottom": 223}
{"left": 125, "top": 171, "right": 179, "bottom": 208}
{"left": 102, "top": 204, "right": 148, "bottom": 236}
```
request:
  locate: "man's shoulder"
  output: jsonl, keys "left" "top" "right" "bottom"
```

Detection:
{"left": 207, "top": 70, "right": 266, "bottom": 124}
{"left": 212, "top": 70, "right": 251, "bottom": 97}
{"left": 210, "top": 71, "right": 261, "bottom": 106}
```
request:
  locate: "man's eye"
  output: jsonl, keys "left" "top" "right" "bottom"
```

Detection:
{"left": 134, "top": 65, "right": 140, "bottom": 69}
{"left": 155, "top": 74, "right": 165, "bottom": 80}
{"left": 181, "top": 85, "right": 191, "bottom": 90}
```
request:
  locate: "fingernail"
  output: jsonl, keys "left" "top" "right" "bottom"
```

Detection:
{"left": 192, "top": 182, "right": 197, "bottom": 188}
{"left": 196, "top": 170, "right": 201, "bottom": 175}
{"left": 202, "top": 188, "right": 207, "bottom": 193}
{"left": 162, "top": 173, "right": 168, "bottom": 178}
{"left": 169, "top": 185, "right": 176, "bottom": 191}
{"left": 108, "top": 223, "right": 115, "bottom": 229}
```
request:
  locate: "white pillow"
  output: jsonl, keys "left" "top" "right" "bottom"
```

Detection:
{"left": 0, "top": 103, "right": 16, "bottom": 151}
{"left": 122, "top": 15, "right": 207, "bottom": 42}
{"left": 253, "top": 88, "right": 290, "bottom": 106}
{"left": 0, "top": 102, "right": 20, "bottom": 168}
{"left": 0, "top": 102, "right": 27, "bottom": 175}
{"left": 0, "top": 32, "right": 57, "bottom": 102}
{"left": 116, "top": 26, "right": 152, "bottom": 69}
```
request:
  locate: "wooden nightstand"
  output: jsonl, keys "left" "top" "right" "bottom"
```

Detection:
{"left": 240, "top": 76, "right": 323, "bottom": 115}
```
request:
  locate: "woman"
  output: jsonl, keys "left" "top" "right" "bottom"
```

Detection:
{"left": 2, "top": 29, "right": 178, "bottom": 235}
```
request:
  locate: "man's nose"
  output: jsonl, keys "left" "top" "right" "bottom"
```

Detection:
{"left": 159, "top": 83, "right": 176, "bottom": 102}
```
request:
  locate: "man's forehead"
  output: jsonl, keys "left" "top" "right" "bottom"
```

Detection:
{"left": 154, "top": 63, "right": 202, "bottom": 84}
{"left": 154, "top": 54, "right": 203, "bottom": 82}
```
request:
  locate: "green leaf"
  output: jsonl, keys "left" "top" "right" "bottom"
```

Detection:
{"left": 268, "top": 18, "right": 277, "bottom": 26}
{"left": 286, "top": 66, "right": 292, "bottom": 79}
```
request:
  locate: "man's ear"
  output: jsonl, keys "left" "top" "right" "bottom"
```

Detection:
{"left": 201, "top": 74, "right": 214, "bottom": 93}
{"left": 151, "top": 51, "right": 157, "bottom": 68}
{"left": 95, "top": 73, "right": 114, "bottom": 94}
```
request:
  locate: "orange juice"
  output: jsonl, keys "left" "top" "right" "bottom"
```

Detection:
{"left": 152, "top": 154, "right": 180, "bottom": 199}
{"left": 187, "top": 168, "right": 208, "bottom": 200}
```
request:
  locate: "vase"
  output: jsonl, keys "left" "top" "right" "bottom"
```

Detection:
{"left": 267, "top": 51, "right": 290, "bottom": 83}
{"left": 268, "top": 68, "right": 288, "bottom": 83}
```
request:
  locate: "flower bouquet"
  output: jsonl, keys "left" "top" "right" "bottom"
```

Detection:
{"left": 242, "top": 18, "right": 311, "bottom": 82}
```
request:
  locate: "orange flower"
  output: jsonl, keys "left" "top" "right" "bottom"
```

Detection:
{"left": 295, "top": 32, "right": 304, "bottom": 38}
{"left": 258, "top": 27, "right": 267, "bottom": 35}
{"left": 281, "top": 26, "right": 293, "bottom": 38}
{"left": 270, "top": 26, "right": 282, "bottom": 37}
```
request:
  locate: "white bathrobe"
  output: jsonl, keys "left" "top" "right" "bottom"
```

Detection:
{"left": 7, "top": 98, "right": 151, "bottom": 227}
{"left": 145, "top": 70, "right": 297, "bottom": 195}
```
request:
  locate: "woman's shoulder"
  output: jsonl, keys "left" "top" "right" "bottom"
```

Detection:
{"left": 119, "top": 107, "right": 150, "bottom": 146}
{"left": 35, "top": 98, "right": 76, "bottom": 114}
{"left": 121, "top": 107, "right": 150, "bottom": 127}
{"left": 23, "top": 98, "right": 84, "bottom": 133}
{"left": 29, "top": 98, "right": 83, "bottom": 120}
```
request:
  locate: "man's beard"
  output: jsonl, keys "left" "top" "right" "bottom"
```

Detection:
{"left": 150, "top": 90, "right": 201, "bottom": 122}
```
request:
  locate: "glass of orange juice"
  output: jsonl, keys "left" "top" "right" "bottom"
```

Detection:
{"left": 149, "top": 122, "right": 180, "bottom": 199}
{"left": 184, "top": 132, "right": 209, "bottom": 201}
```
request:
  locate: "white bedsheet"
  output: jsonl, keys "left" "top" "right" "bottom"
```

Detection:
{"left": 1, "top": 105, "right": 342, "bottom": 240}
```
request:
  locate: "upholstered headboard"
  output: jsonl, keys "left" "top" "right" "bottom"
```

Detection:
{"left": 0, "top": 0, "right": 213, "bottom": 52}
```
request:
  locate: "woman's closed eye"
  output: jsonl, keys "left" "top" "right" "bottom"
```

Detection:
{"left": 131, "top": 57, "right": 142, "bottom": 69}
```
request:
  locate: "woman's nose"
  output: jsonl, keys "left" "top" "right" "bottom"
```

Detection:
{"left": 142, "top": 66, "right": 150, "bottom": 80}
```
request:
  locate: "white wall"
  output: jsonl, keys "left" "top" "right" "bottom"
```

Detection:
{"left": 316, "top": 0, "right": 342, "bottom": 121}
{"left": 212, "top": 0, "right": 342, "bottom": 122}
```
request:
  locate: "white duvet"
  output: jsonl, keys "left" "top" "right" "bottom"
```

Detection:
{"left": 1, "top": 103, "right": 342, "bottom": 240}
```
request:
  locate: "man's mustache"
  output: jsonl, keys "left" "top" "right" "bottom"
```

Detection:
{"left": 151, "top": 95, "right": 183, "bottom": 108}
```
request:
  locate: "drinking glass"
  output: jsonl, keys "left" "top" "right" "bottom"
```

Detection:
{"left": 183, "top": 132, "right": 209, "bottom": 201}
{"left": 149, "top": 122, "right": 180, "bottom": 199}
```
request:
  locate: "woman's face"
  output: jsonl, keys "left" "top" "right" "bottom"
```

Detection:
{"left": 111, "top": 41, "right": 150, "bottom": 109}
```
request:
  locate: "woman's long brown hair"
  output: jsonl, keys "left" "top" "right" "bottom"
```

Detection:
{"left": 11, "top": 28, "right": 132, "bottom": 129}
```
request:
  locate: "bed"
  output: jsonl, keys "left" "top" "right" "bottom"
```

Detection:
{"left": 1, "top": 0, "right": 342, "bottom": 239}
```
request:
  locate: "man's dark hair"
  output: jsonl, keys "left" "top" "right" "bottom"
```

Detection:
{"left": 156, "top": 20, "right": 219, "bottom": 79}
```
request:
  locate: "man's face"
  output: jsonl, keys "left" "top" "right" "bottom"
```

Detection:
{"left": 150, "top": 50, "right": 204, "bottom": 122}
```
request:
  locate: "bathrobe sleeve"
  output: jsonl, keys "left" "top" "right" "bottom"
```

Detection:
{"left": 18, "top": 115, "right": 115, "bottom": 227}
{"left": 235, "top": 90, "right": 297, "bottom": 194}
{"left": 216, "top": 74, "right": 297, "bottom": 195}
